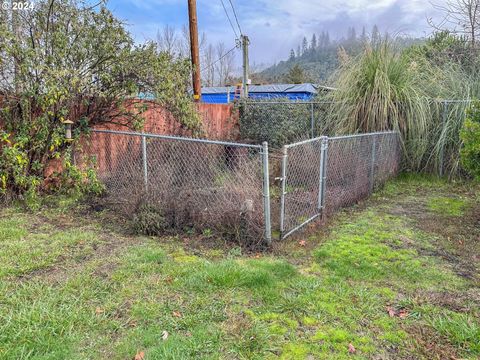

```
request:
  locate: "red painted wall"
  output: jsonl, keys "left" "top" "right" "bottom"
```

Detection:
{"left": 76, "top": 102, "right": 241, "bottom": 179}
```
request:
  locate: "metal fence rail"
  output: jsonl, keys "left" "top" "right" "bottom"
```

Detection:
{"left": 278, "top": 131, "right": 401, "bottom": 239}
{"left": 79, "top": 129, "right": 272, "bottom": 246}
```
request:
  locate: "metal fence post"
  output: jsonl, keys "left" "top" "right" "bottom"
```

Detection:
{"left": 310, "top": 102, "right": 315, "bottom": 138}
{"left": 318, "top": 137, "right": 329, "bottom": 215}
{"left": 369, "top": 134, "right": 377, "bottom": 193}
{"left": 261, "top": 141, "right": 272, "bottom": 245}
{"left": 279, "top": 145, "right": 288, "bottom": 239}
{"left": 141, "top": 134, "right": 148, "bottom": 190}
{"left": 439, "top": 100, "right": 448, "bottom": 177}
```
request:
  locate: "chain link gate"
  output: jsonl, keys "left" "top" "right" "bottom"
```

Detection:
{"left": 278, "top": 132, "right": 400, "bottom": 240}
{"left": 279, "top": 136, "right": 328, "bottom": 240}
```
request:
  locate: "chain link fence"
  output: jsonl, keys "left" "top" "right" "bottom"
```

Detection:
{"left": 239, "top": 100, "right": 332, "bottom": 148}
{"left": 278, "top": 132, "right": 401, "bottom": 239}
{"left": 78, "top": 127, "right": 401, "bottom": 244}
{"left": 78, "top": 130, "right": 271, "bottom": 247}
{"left": 238, "top": 98, "right": 473, "bottom": 177}
{"left": 325, "top": 132, "right": 401, "bottom": 214}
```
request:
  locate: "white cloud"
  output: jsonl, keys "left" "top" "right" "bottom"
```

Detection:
{"left": 110, "top": 0, "right": 447, "bottom": 64}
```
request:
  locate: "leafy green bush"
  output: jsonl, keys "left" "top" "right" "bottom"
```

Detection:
{"left": 460, "top": 102, "right": 480, "bottom": 180}
{"left": 238, "top": 99, "right": 327, "bottom": 148}
{"left": 0, "top": 0, "right": 200, "bottom": 206}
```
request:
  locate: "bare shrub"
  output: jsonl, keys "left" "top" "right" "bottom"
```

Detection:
{"left": 82, "top": 131, "right": 267, "bottom": 249}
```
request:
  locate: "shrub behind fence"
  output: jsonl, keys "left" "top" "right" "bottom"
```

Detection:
{"left": 79, "top": 130, "right": 271, "bottom": 248}
{"left": 239, "top": 100, "right": 330, "bottom": 148}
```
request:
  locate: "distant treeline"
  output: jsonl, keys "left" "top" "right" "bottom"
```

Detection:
{"left": 259, "top": 25, "right": 423, "bottom": 84}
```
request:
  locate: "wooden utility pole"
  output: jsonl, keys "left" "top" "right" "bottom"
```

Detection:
{"left": 241, "top": 35, "right": 250, "bottom": 98}
{"left": 11, "top": 3, "right": 20, "bottom": 93}
{"left": 187, "top": 0, "right": 201, "bottom": 102}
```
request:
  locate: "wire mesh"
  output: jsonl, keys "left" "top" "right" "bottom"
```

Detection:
{"left": 78, "top": 128, "right": 401, "bottom": 243}
{"left": 281, "top": 138, "right": 323, "bottom": 238}
{"left": 239, "top": 100, "right": 331, "bottom": 148}
{"left": 79, "top": 130, "right": 267, "bottom": 247}
{"left": 279, "top": 132, "right": 401, "bottom": 239}
{"left": 372, "top": 132, "right": 402, "bottom": 189}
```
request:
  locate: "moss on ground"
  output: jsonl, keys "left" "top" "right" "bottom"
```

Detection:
{"left": 0, "top": 175, "right": 478, "bottom": 359}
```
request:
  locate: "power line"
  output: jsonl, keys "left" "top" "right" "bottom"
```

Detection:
{"left": 203, "top": 45, "right": 238, "bottom": 71}
{"left": 227, "top": 0, "right": 242, "bottom": 35}
{"left": 219, "top": 0, "right": 239, "bottom": 39}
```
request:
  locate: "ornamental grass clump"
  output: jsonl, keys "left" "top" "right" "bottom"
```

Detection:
{"left": 325, "top": 42, "right": 431, "bottom": 171}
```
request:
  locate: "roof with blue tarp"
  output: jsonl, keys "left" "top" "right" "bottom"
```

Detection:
{"left": 201, "top": 83, "right": 335, "bottom": 104}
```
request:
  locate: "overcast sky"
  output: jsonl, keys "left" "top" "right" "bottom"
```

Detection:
{"left": 107, "top": 0, "right": 444, "bottom": 67}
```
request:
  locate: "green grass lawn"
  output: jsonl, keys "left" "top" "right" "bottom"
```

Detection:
{"left": 0, "top": 175, "right": 479, "bottom": 359}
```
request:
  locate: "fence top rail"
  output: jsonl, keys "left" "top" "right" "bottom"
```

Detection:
{"left": 285, "top": 136, "right": 327, "bottom": 149}
{"left": 329, "top": 131, "right": 398, "bottom": 141}
{"left": 242, "top": 100, "right": 337, "bottom": 105}
{"left": 241, "top": 98, "right": 473, "bottom": 105}
{"left": 91, "top": 129, "right": 263, "bottom": 149}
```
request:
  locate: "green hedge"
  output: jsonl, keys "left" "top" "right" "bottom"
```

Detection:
{"left": 460, "top": 101, "right": 480, "bottom": 180}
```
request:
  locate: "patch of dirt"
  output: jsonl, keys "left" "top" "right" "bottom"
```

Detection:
{"left": 16, "top": 206, "right": 140, "bottom": 283}
{"left": 417, "top": 289, "right": 480, "bottom": 315}
{"left": 18, "top": 231, "right": 134, "bottom": 284}
{"left": 404, "top": 324, "right": 461, "bottom": 360}
{"left": 385, "top": 188, "right": 480, "bottom": 283}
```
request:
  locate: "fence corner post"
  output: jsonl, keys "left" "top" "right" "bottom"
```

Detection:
{"left": 262, "top": 141, "right": 272, "bottom": 245}
{"left": 141, "top": 134, "right": 148, "bottom": 191}
{"left": 370, "top": 134, "right": 377, "bottom": 193}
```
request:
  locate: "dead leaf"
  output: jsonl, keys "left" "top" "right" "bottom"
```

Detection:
{"left": 172, "top": 311, "right": 182, "bottom": 318}
{"left": 398, "top": 310, "right": 409, "bottom": 319}
{"left": 348, "top": 343, "right": 356, "bottom": 354}
{"left": 386, "top": 306, "right": 395, "bottom": 317}
{"left": 95, "top": 307, "right": 104, "bottom": 315}
{"left": 298, "top": 240, "right": 306, "bottom": 247}
{"left": 134, "top": 351, "right": 145, "bottom": 360}
{"left": 162, "top": 330, "right": 169, "bottom": 340}
{"left": 129, "top": 320, "right": 138, "bottom": 328}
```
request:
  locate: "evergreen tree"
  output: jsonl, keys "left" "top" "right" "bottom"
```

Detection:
{"left": 297, "top": 45, "right": 301, "bottom": 57}
{"left": 325, "top": 31, "right": 331, "bottom": 47}
{"left": 347, "top": 27, "right": 357, "bottom": 42}
{"left": 285, "top": 64, "right": 306, "bottom": 84}
{"left": 302, "top": 36, "right": 308, "bottom": 55}
{"left": 372, "top": 25, "right": 380, "bottom": 46}
{"left": 360, "top": 26, "right": 368, "bottom": 43}
{"left": 289, "top": 49, "right": 295, "bottom": 60}
{"left": 311, "top": 33, "right": 317, "bottom": 50}
{"left": 318, "top": 32, "right": 325, "bottom": 48}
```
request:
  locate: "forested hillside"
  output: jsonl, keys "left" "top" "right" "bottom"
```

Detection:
{"left": 260, "top": 26, "right": 423, "bottom": 84}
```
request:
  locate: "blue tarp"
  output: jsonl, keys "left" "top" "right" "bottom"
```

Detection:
{"left": 200, "top": 83, "right": 332, "bottom": 104}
